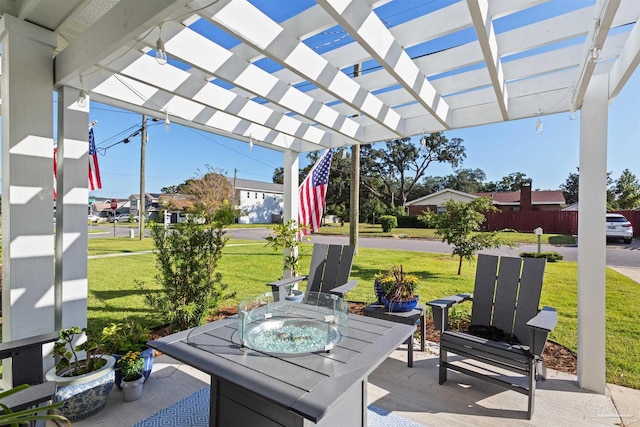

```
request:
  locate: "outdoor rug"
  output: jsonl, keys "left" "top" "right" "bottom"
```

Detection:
{"left": 133, "top": 386, "right": 426, "bottom": 427}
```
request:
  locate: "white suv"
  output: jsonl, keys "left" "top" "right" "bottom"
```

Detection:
{"left": 606, "top": 214, "right": 633, "bottom": 244}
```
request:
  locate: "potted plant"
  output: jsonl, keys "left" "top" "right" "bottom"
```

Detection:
{"left": 265, "top": 219, "right": 309, "bottom": 301}
{"left": 375, "top": 265, "right": 419, "bottom": 312}
{"left": 45, "top": 327, "right": 116, "bottom": 422}
{"left": 101, "top": 321, "right": 154, "bottom": 388}
{"left": 116, "top": 351, "right": 145, "bottom": 402}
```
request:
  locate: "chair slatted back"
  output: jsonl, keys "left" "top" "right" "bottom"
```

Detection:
{"left": 471, "top": 254, "right": 546, "bottom": 342}
{"left": 307, "top": 244, "right": 355, "bottom": 294}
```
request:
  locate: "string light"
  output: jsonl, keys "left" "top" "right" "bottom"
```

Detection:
{"left": 342, "top": 147, "right": 347, "bottom": 159}
{"left": 164, "top": 110, "right": 171, "bottom": 132}
{"left": 155, "top": 24, "right": 168, "bottom": 65}
{"left": 249, "top": 135, "right": 254, "bottom": 151}
{"left": 589, "top": 46, "right": 601, "bottom": 63}
{"left": 569, "top": 107, "right": 577, "bottom": 120}
{"left": 535, "top": 109, "right": 543, "bottom": 135}
{"left": 78, "top": 75, "right": 88, "bottom": 108}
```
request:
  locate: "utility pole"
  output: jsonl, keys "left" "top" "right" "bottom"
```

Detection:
{"left": 349, "top": 63, "right": 361, "bottom": 253}
{"left": 139, "top": 115, "right": 147, "bottom": 240}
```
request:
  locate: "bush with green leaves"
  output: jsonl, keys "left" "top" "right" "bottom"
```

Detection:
{"left": 136, "top": 218, "right": 233, "bottom": 332}
{"left": 379, "top": 215, "right": 398, "bottom": 232}
{"left": 520, "top": 251, "right": 564, "bottom": 262}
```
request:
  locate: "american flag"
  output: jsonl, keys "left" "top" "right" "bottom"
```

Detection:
{"left": 88, "top": 127, "right": 102, "bottom": 190}
{"left": 298, "top": 149, "right": 333, "bottom": 236}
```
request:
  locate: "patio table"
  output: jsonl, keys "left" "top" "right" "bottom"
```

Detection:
{"left": 147, "top": 301, "right": 415, "bottom": 427}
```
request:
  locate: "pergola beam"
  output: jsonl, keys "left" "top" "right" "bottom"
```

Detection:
{"left": 147, "top": 21, "right": 364, "bottom": 142}
{"left": 54, "top": 0, "right": 191, "bottom": 87}
{"left": 572, "top": 0, "right": 620, "bottom": 110}
{"left": 609, "top": 20, "right": 640, "bottom": 100}
{"left": 197, "top": 0, "right": 405, "bottom": 137}
{"left": 466, "top": 0, "right": 508, "bottom": 120}
{"left": 318, "top": 0, "right": 450, "bottom": 129}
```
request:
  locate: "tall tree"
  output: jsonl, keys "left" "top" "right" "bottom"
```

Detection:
{"left": 441, "top": 168, "right": 487, "bottom": 193}
{"left": 176, "top": 165, "right": 233, "bottom": 221}
{"left": 613, "top": 169, "right": 640, "bottom": 209}
{"left": 483, "top": 172, "right": 530, "bottom": 192}
{"left": 360, "top": 133, "right": 466, "bottom": 209}
{"left": 559, "top": 167, "right": 616, "bottom": 207}
{"left": 560, "top": 168, "right": 579, "bottom": 204}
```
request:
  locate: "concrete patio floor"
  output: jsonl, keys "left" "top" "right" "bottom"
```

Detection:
{"left": 70, "top": 343, "right": 640, "bottom": 427}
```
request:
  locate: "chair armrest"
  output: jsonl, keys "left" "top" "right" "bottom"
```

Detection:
{"left": 0, "top": 331, "right": 59, "bottom": 359}
{"left": 0, "top": 382, "right": 57, "bottom": 413}
{"left": 527, "top": 306, "right": 558, "bottom": 332}
{"left": 426, "top": 293, "right": 472, "bottom": 309}
{"left": 266, "top": 275, "right": 308, "bottom": 289}
{"left": 427, "top": 294, "right": 472, "bottom": 333}
{"left": 329, "top": 280, "right": 358, "bottom": 298}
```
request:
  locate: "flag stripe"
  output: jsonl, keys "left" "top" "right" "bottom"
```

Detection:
{"left": 298, "top": 149, "right": 333, "bottom": 236}
{"left": 53, "top": 127, "right": 102, "bottom": 199}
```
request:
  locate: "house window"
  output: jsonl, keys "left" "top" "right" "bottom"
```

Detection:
{"left": 247, "top": 192, "right": 250, "bottom": 198}
{"left": 262, "top": 193, "right": 265, "bottom": 200}
{"left": 255, "top": 193, "right": 258, "bottom": 199}
{"left": 437, "top": 206, "right": 446, "bottom": 214}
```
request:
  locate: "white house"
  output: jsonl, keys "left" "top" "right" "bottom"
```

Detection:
{"left": 231, "top": 178, "right": 284, "bottom": 224}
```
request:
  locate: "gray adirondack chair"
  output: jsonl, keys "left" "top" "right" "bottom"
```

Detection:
{"left": 427, "top": 254, "right": 557, "bottom": 419}
{"left": 267, "top": 244, "right": 357, "bottom": 300}
{"left": 0, "top": 331, "right": 60, "bottom": 426}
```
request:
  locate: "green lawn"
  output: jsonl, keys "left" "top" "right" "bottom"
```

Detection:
{"left": 86, "top": 238, "right": 639, "bottom": 388}
{"left": 315, "top": 222, "right": 576, "bottom": 245}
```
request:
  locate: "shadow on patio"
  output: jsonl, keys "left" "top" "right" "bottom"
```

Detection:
{"left": 69, "top": 343, "right": 640, "bottom": 427}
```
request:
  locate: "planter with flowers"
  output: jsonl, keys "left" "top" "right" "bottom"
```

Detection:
{"left": 101, "top": 321, "right": 153, "bottom": 389}
{"left": 375, "top": 265, "right": 419, "bottom": 312}
{"left": 116, "top": 351, "right": 145, "bottom": 402}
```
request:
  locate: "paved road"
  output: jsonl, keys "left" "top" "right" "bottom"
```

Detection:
{"left": 226, "top": 227, "right": 640, "bottom": 268}
{"left": 90, "top": 225, "right": 639, "bottom": 268}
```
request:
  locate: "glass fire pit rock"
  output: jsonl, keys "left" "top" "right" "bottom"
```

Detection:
{"left": 238, "top": 291, "right": 348, "bottom": 354}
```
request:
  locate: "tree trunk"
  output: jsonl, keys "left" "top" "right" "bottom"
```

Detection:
{"left": 457, "top": 255, "right": 463, "bottom": 275}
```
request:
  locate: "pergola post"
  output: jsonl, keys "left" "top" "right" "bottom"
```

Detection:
{"left": 577, "top": 73, "right": 608, "bottom": 394}
{"left": 54, "top": 86, "right": 90, "bottom": 331}
{"left": 0, "top": 14, "right": 57, "bottom": 387}
{"left": 283, "top": 149, "right": 299, "bottom": 279}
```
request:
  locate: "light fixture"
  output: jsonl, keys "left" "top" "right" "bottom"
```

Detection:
{"left": 155, "top": 24, "right": 168, "bottom": 65}
{"left": 535, "top": 109, "right": 543, "bottom": 135}
{"left": 342, "top": 147, "right": 347, "bottom": 159}
{"left": 249, "top": 135, "right": 254, "bottom": 151}
{"left": 78, "top": 75, "right": 88, "bottom": 108}
{"left": 420, "top": 135, "right": 427, "bottom": 147}
{"left": 589, "top": 46, "right": 601, "bottom": 63}
{"left": 164, "top": 110, "right": 171, "bottom": 132}
{"left": 569, "top": 107, "right": 577, "bottom": 121}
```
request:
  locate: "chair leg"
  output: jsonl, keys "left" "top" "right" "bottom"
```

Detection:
{"left": 439, "top": 348, "right": 447, "bottom": 385}
{"left": 528, "top": 358, "right": 536, "bottom": 420}
{"left": 536, "top": 358, "right": 548, "bottom": 380}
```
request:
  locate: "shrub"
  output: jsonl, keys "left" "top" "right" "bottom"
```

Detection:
{"left": 520, "top": 251, "right": 564, "bottom": 262}
{"left": 136, "top": 217, "right": 234, "bottom": 332}
{"left": 379, "top": 215, "right": 397, "bottom": 232}
{"left": 396, "top": 215, "right": 428, "bottom": 228}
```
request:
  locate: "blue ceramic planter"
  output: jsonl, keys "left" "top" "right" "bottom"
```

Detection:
{"left": 45, "top": 355, "right": 115, "bottom": 422}
{"left": 382, "top": 295, "right": 419, "bottom": 312}
{"left": 285, "top": 290, "right": 304, "bottom": 303}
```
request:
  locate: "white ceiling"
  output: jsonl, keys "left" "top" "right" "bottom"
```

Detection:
{"left": 2, "top": 0, "right": 639, "bottom": 153}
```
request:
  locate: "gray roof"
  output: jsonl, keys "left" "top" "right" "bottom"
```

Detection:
{"left": 228, "top": 177, "right": 283, "bottom": 194}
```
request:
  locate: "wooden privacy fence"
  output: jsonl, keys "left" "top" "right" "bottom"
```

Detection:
{"left": 484, "top": 210, "right": 640, "bottom": 237}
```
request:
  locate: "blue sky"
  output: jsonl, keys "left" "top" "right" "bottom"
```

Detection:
{"left": 83, "top": 64, "right": 640, "bottom": 200}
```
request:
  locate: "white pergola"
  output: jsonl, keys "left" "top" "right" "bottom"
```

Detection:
{"left": 1, "top": 0, "right": 639, "bottom": 394}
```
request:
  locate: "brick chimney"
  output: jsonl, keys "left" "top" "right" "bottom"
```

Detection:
{"left": 520, "top": 180, "right": 532, "bottom": 211}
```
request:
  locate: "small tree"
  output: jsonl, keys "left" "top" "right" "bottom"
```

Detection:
{"left": 264, "top": 219, "right": 308, "bottom": 279}
{"left": 420, "top": 197, "right": 503, "bottom": 275}
{"left": 136, "top": 218, "right": 232, "bottom": 331}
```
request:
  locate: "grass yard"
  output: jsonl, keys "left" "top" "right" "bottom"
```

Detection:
{"left": 86, "top": 238, "right": 639, "bottom": 389}
{"left": 315, "top": 222, "right": 576, "bottom": 245}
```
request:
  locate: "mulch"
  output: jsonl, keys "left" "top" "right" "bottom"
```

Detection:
{"left": 150, "top": 301, "right": 577, "bottom": 375}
